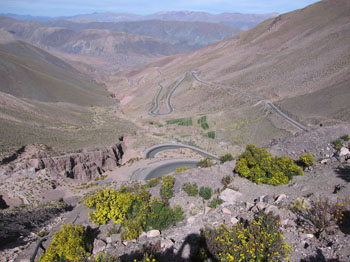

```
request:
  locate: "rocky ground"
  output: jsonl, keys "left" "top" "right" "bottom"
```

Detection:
{"left": 0, "top": 124, "right": 349, "bottom": 262}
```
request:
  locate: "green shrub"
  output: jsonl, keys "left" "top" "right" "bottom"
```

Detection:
{"left": 174, "top": 167, "right": 192, "bottom": 173}
{"left": 235, "top": 144, "right": 303, "bottom": 186}
{"left": 209, "top": 198, "right": 223, "bottom": 208}
{"left": 208, "top": 131, "right": 216, "bottom": 139}
{"left": 221, "top": 175, "right": 233, "bottom": 187}
{"left": 332, "top": 139, "right": 343, "bottom": 150}
{"left": 340, "top": 134, "right": 350, "bottom": 141}
{"left": 166, "top": 118, "right": 192, "bottom": 126}
{"left": 146, "top": 199, "right": 183, "bottom": 231}
{"left": 199, "top": 187, "right": 212, "bottom": 200}
{"left": 219, "top": 154, "right": 234, "bottom": 163}
{"left": 160, "top": 175, "right": 175, "bottom": 201}
{"left": 38, "top": 231, "right": 48, "bottom": 237}
{"left": 39, "top": 224, "right": 90, "bottom": 262}
{"left": 203, "top": 212, "right": 291, "bottom": 262}
{"left": 299, "top": 153, "right": 315, "bottom": 168}
{"left": 182, "top": 183, "right": 199, "bottom": 196}
{"left": 146, "top": 177, "right": 161, "bottom": 188}
{"left": 197, "top": 158, "right": 213, "bottom": 168}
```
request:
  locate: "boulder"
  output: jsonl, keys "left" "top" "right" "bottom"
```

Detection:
{"left": 147, "top": 230, "right": 161, "bottom": 238}
{"left": 219, "top": 188, "right": 242, "bottom": 205}
{"left": 93, "top": 239, "right": 106, "bottom": 254}
{"left": 231, "top": 217, "right": 239, "bottom": 225}
{"left": 340, "top": 147, "right": 350, "bottom": 157}
{"left": 222, "top": 207, "right": 232, "bottom": 215}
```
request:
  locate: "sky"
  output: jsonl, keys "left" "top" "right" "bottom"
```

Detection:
{"left": 0, "top": 0, "right": 320, "bottom": 17}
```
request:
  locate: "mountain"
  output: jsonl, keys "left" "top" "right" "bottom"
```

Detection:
{"left": 112, "top": 0, "right": 350, "bottom": 151}
{"left": 44, "top": 19, "right": 240, "bottom": 49}
{"left": 0, "top": 17, "right": 193, "bottom": 73}
{"left": 1, "top": 11, "right": 277, "bottom": 30}
{"left": 0, "top": 33, "right": 136, "bottom": 157}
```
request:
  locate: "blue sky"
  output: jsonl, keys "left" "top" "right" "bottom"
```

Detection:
{"left": 0, "top": 0, "right": 320, "bottom": 17}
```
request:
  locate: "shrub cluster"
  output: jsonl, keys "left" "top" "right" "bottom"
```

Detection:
{"left": 39, "top": 224, "right": 90, "bottom": 262}
{"left": 299, "top": 153, "right": 315, "bottom": 168}
{"left": 197, "top": 158, "right": 213, "bottom": 168}
{"left": 202, "top": 212, "right": 291, "bottom": 262}
{"left": 235, "top": 144, "right": 303, "bottom": 186}
{"left": 174, "top": 167, "right": 192, "bottom": 173}
{"left": 219, "top": 154, "right": 234, "bottom": 163}
{"left": 160, "top": 175, "right": 175, "bottom": 201}
{"left": 340, "top": 134, "right": 350, "bottom": 142}
{"left": 84, "top": 186, "right": 183, "bottom": 240}
{"left": 332, "top": 139, "right": 343, "bottom": 150}
{"left": 182, "top": 182, "right": 199, "bottom": 196}
{"left": 146, "top": 177, "right": 160, "bottom": 188}
{"left": 209, "top": 198, "right": 223, "bottom": 208}
{"left": 199, "top": 187, "right": 212, "bottom": 200}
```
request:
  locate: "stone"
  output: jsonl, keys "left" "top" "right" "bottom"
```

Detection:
{"left": 93, "top": 239, "right": 106, "bottom": 254}
{"left": 231, "top": 217, "right": 239, "bottom": 225}
{"left": 259, "top": 195, "right": 270, "bottom": 203}
{"left": 256, "top": 202, "right": 267, "bottom": 211}
{"left": 110, "top": 234, "right": 121, "bottom": 243}
{"left": 147, "top": 230, "right": 161, "bottom": 238}
{"left": 340, "top": 147, "right": 350, "bottom": 157}
{"left": 219, "top": 188, "right": 242, "bottom": 205}
{"left": 321, "top": 159, "right": 329, "bottom": 164}
{"left": 275, "top": 194, "right": 287, "bottom": 204}
{"left": 106, "top": 237, "right": 112, "bottom": 243}
{"left": 265, "top": 205, "right": 279, "bottom": 215}
{"left": 222, "top": 207, "right": 232, "bottom": 215}
{"left": 161, "top": 239, "right": 174, "bottom": 250}
{"left": 187, "top": 216, "right": 196, "bottom": 224}
{"left": 20, "top": 260, "right": 30, "bottom": 262}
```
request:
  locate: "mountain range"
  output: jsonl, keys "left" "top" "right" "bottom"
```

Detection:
{"left": 1, "top": 11, "right": 278, "bottom": 30}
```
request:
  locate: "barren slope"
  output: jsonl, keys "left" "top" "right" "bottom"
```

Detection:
{"left": 111, "top": 0, "right": 350, "bottom": 154}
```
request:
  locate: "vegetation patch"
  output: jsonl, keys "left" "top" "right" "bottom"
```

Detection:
{"left": 220, "top": 154, "right": 234, "bottom": 163}
{"left": 197, "top": 158, "right": 213, "bottom": 168}
{"left": 299, "top": 153, "right": 315, "bottom": 168}
{"left": 182, "top": 182, "right": 199, "bottom": 196}
{"left": 174, "top": 167, "right": 192, "bottom": 173}
{"left": 208, "top": 131, "right": 216, "bottom": 139}
{"left": 160, "top": 175, "right": 175, "bottom": 202}
{"left": 166, "top": 118, "right": 192, "bottom": 126}
{"left": 198, "top": 115, "right": 210, "bottom": 130}
{"left": 332, "top": 139, "right": 343, "bottom": 150}
{"left": 84, "top": 184, "right": 183, "bottom": 240}
{"left": 199, "top": 187, "right": 212, "bottom": 200}
{"left": 39, "top": 224, "right": 91, "bottom": 262}
{"left": 235, "top": 144, "right": 303, "bottom": 186}
{"left": 209, "top": 198, "right": 223, "bottom": 208}
{"left": 203, "top": 212, "right": 291, "bottom": 262}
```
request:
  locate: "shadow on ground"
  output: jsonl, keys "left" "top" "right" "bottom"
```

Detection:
{"left": 300, "top": 249, "right": 340, "bottom": 262}
{"left": 334, "top": 165, "right": 350, "bottom": 182}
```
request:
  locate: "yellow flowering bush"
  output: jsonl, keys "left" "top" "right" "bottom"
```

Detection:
{"left": 84, "top": 187, "right": 184, "bottom": 240}
{"left": 39, "top": 224, "right": 90, "bottom": 262}
{"left": 299, "top": 153, "right": 315, "bottom": 168}
{"left": 203, "top": 212, "right": 291, "bottom": 262}
{"left": 160, "top": 175, "right": 175, "bottom": 201}
{"left": 235, "top": 144, "right": 303, "bottom": 186}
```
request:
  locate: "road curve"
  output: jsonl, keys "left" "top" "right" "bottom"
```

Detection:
{"left": 191, "top": 72, "right": 307, "bottom": 131}
{"left": 149, "top": 72, "right": 189, "bottom": 116}
{"left": 145, "top": 143, "right": 219, "bottom": 160}
{"left": 131, "top": 158, "right": 201, "bottom": 180}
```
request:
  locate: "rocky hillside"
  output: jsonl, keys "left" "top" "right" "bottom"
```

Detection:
{"left": 0, "top": 124, "right": 349, "bottom": 262}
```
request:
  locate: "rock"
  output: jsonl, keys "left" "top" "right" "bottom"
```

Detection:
{"left": 222, "top": 207, "right": 232, "bottom": 215}
{"left": 187, "top": 216, "right": 196, "bottom": 224}
{"left": 244, "top": 202, "right": 254, "bottom": 210}
{"left": 110, "top": 234, "right": 121, "bottom": 243}
{"left": 259, "top": 195, "right": 270, "bottom": 203}
{"left": 340, "top": 147, "right": 350, "bottom": 157}
{"left": 20, "top": 260, "right": 30, "bottom": 262}
{"left": 231, "top": 217, "right": 239, "bottom": 225}
{"left": 147, "top": 230, "right": 161, "bottom": 238}
{"left": 265, "top": 205, "right": 279, "bottom": 215}
{"left": 93, "top": 239, "right": 106, "bottom": 254}
{"left": 219, "top": 188, "right": 242, "bottom": 205}
{"left": 106, "top": 237, "right": 112, "bottom": 243}
{"left": 161, "top": 239, "right": 174, "bottom": 250}
{"left": 321, "top": 159, "right": 330, "bottom": 164}
{"left": 275, "top": 194, "right": 287, "bottom": 204}
{"left": 139, "top": 232, "right": 147, "bottom": 239}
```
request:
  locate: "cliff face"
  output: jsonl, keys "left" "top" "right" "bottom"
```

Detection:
{"left": 0, "top": 138, "right": 125, "bottom": 181}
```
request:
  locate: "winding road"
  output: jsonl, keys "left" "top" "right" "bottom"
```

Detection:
{"left": 149, "top": 70, "right": 307, "bottom": 131}
{"left": 149, "top": 72, "right": 189, "bottom": 116}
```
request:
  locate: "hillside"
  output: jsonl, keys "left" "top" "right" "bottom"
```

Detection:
{"left": 109, "top": 0, "right": 350, "bottom": 155}
{"left": 0, "top": 36, "right": 136, "bottom": 157}
{"left": 44, "top": 19, "right": 240, "bottom": 49}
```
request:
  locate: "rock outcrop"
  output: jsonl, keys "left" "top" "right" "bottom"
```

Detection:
{"left": 0, "top": 137, "right": 125, "bottom": 181}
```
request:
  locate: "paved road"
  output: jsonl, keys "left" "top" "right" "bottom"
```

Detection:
{"left": 149, "top": 72, "right": 189, "bottom": 116}
{"left": 192, "top": 72, "right": 307, "bottom": 131}
{"left": 144, "top": 143, "right": 219, "bottom": 160}
{"left": 131, "top": 159, "right": 200, "bottom": 180}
